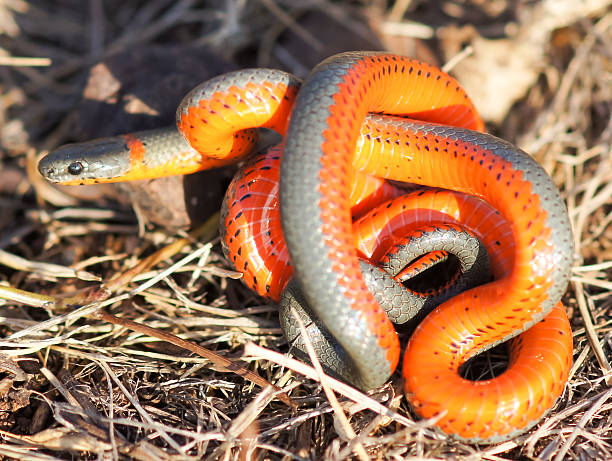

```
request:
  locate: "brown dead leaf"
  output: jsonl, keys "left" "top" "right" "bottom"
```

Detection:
{"left": 442, "top": 0, "right": 612, "bottom": 123}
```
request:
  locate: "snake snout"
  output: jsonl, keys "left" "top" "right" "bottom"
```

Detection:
{"left": 37, "top": 158, "right": 55, "bottom": 180}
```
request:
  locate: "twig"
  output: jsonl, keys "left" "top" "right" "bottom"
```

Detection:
{"left": 244, "top": 342, "right": 425, "bottom": 432}
{"left": 573, "top": 281, "right": 612, "bottom": 385}
{"left": 96, "top": 311, "right": 293, "bottom": 407}
{"left": 0, "top": 55, "right": 51, "bottom": 66}
{"left": 553, "top": 387, "right": 612, "bottom": 461}
{"left": 290, "top": 309, "right": 370, "bottom": 461}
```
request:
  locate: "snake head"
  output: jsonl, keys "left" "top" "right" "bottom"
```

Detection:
{"left": 38, "top": 137, "right": 130, "bottom": 185}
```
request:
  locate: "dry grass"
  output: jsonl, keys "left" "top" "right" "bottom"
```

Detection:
{"left": 0, "top": 1, "right": 611, "bottom": 459}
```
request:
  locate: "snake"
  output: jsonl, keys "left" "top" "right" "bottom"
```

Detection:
{"left": 38, "top": 52, "right": 574, "bottom": 443}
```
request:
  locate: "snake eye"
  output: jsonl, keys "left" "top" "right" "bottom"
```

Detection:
{"left": 67, "top": 162, "right": 84, "bottom": 175}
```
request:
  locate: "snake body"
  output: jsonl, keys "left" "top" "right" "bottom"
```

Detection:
{"left": 38, "top": 52, "right": 573, "bottom": 443}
